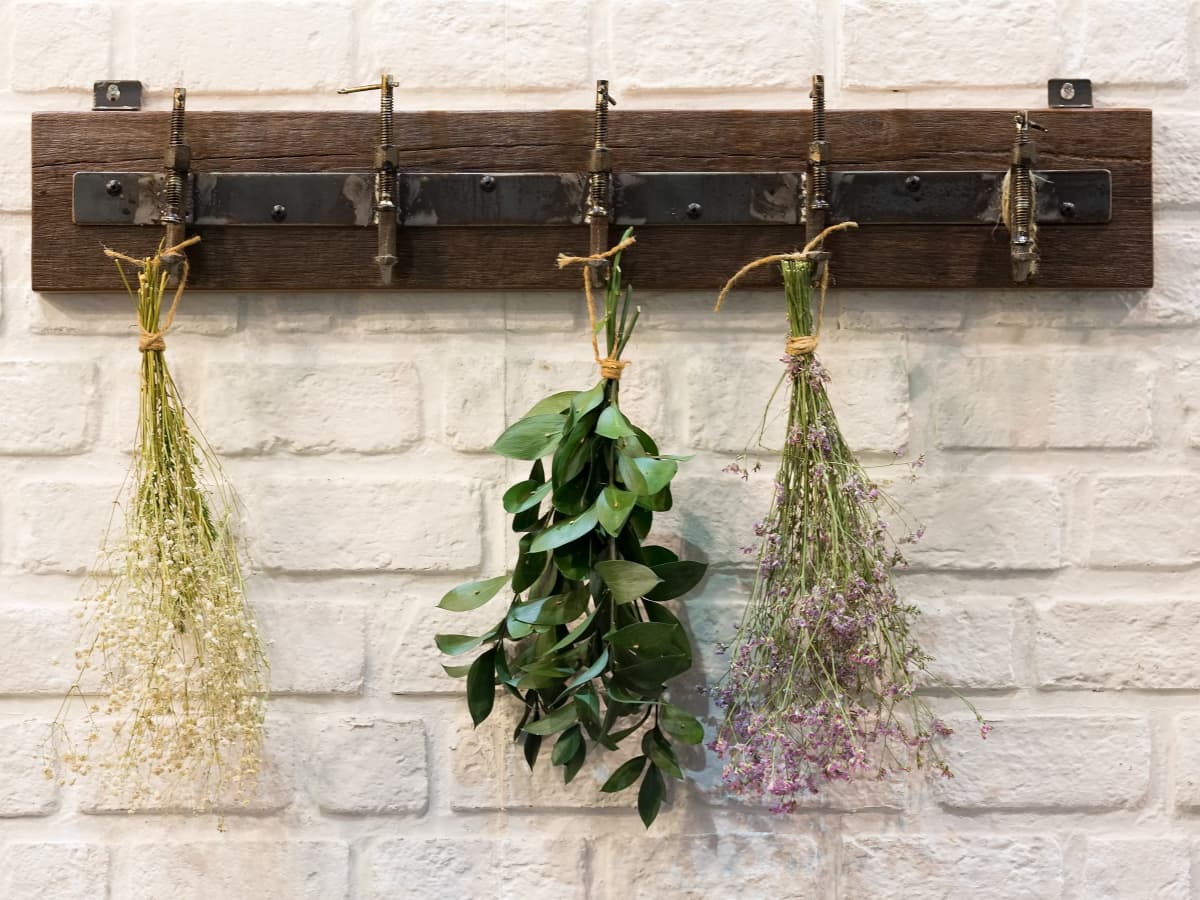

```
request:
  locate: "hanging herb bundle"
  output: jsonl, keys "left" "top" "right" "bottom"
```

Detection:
{"left": 710, "top": 227, "right": 987, "bottom": 812}
{"left": 437, "top": 229, "right": 706, "bottom": 827}
{"left": 52, "top": 239, "right": 268, "bottom": 813}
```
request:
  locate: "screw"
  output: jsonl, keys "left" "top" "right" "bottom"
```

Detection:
{"left": 905, "top": 175, "right": 922, "bottom": 193}
{"left": 105, "top": 179, "right": 123, "bottom": 196}
{"left": 1059, "top": 200, "right": 1076, "bottom": 218}
{"left": 105, "top": 82, "right": 121, "bottom": 103}
{"left": 684, "top": 202, "right": 703, "bottom": 220}
{"left": 479, "top": 175, "right": 496, "bottom": 192}
{"left": 1059, "top": 81, "right": 1076, "bottom": 101}
{"left": 271, "top": 204, "right": 287, "bottom": 222}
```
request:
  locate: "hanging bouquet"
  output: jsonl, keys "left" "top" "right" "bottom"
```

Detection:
{"left": 437, "top": 230, "right": 706, "bottom": 827}
{"left": 52, "top": 239, "right": 268, "bottom": 814}
{"left": 710, "top": 226, "right": 986, "bottom": 812}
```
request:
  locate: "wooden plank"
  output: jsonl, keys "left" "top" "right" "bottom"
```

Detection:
{"left": 31, "top": 108, "right": 1152, "bottom": 292}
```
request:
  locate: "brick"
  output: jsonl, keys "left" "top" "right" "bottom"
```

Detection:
{"left": 915, "top": 595, "right": 1017, "bottom": 689}
{"left": 1076, "top": 0, "right": 1191, "bottom": 85}
{"left": 1155, "top": 114, "right": 1200, "bottom": 208}
{"left": 659, "top": 474, "right": 777, "bottom": 567}
{"left": 841, "top": 835, "right": 1063, "bottom": 899}
{"left": 249, "top": 476, "right": 483, "bottom": 572}
{"left": 313, "top": 717, "right": 426, "bottom": 814}
{"left": 897, "top": 476, "right": 1064, "bottom": 571}
{"left": 932, "top": 715, "right": 1149, "bottom": 810}
{"left": 596, "top": 834, "right": 821, "bottom": 897}
{"left": 361, "top": 294, "right": 505, "bottom": 334}
{"left": 1090, "top": 476, "right": 1200, "bottom": 567}
{"left": 1037, "top": 599, "right": 1200, "bottom": 689}
{"left": 1082, "top": 838, "right": 1190, "bottom": 899}
{"left": 8, "top": 479, "right": 120, "bottom": 574}
{"left": 442, "top": 350, "right": 505, "bottom": 452}
{"left": 1128, "top": 231, "right": 1200, "bottom": 325}
{"left": 836, "top": 289, "right": 965, "bottom": 332}
{"left": 121, "top": 841, "right": 348, "bottom": 900}
{"left": 255, "top": 596, "right": 365, "bottom": 694}
{"left": 131, "top": 1, "right": 352, "bottom": 93}
{"left": 0, "top": 605, "right": 78, "bottom": 693}
{"left": 1171, "top": 714, "right": 1200, "bottom": 808}
{"left": 0, "top": 719, "right": 58, "bottom": 816}
{"left": 1179, "top": 358, "right": 1200, "bottom": 448}
{"left": 0, "top": 844, "right": 107, "bottom": 900}
{"left": 931, "top": 353, "right": 1154, "bottom": 449}
{"left": 503, "top": 0, "right": 592, "bottom": 91}
{"left": 362, "top": 837, "right": 586, "bottom": 900}
{"left": 31, "top": 292, "right": 239, "bottom": 336}
{"left": 613, "top": 0, "right": 816, "bottom": 91}
{"left": 199, "top": 361, "right": 421, "bottom": 455}
{"left": 0, "top": 116, "right": 31, "bottom": 211}
{"left": 842, "top": 0, "right": 1058, "bottom": 88}
{"left": 389, "top": 590, "right": 505, "bottom": 694}
{"left": 361, "top": 0, "right": 504, "bottom": 91}
{"left": 0, "top": 362, "right": 96, "bottom": 454}
{"left": 685, "top": 344, "right": 909, "bottom": 455}
{"left": 79, "top": 715, "right": 296, "bottom": 814}
{"left": 11, "top": 2, "right": 111, "bottom": 91}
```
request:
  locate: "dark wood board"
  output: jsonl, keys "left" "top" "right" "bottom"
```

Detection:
{"left": 31, "top": 108, "right": 1152, "bottom": 292}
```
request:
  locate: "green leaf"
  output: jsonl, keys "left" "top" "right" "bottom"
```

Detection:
{"left": 441, "top": 663, "right": 472, "bottom": 678}
{"left": 513, "top": 583, "right": 589, "bottom": 625}
{"left": 645, "top": 561, "right": 707, "bottom": 603}
{"left": 550, "top": 605, "right": 600, "bottom": 652}
{"left": 596, "top": 404, "right": 637, "bottom": 439}
{"left": 609, "top": 622, "right": 693, "bottom": 690}
{"left": 467, "top": 648, "right": 497, "bottom": 727}
{"left": 565, "top": 647, "right": 609, "bottom": 689}
{"left": 640, "top": 545, "right": 679, "bottom": 567}
{"left": 642, "top": 728, "right": 683, "bottom": 779}
{"left": 523, "top": 703, "right": 579, "bottom": 736}
{"left": 523, "top": 732, "right": 542, "bottom": 770}
{"left": 595, "top": 560, "right": 663, "bottom": 604}
{"left": 630, "top": 425, "right": 660, "bottom": 456}
{"left": 551, "top": 725, "right": 583, "bottom": 766}
{"left": 512, "top": 538, "right": 549, "bottom": 595}
{"left": 530, "top": 507, "right": 599, "bottom": 553}
{"left": 661, "top": 703, "right": 705, "bottom": 745}
{"left": 636, "top": 484, "right": 673, "bottom": 513}
{"left": 574, "top": 688, "right": 602, "bottom": 727}
{"left": 437, "top": 574, "right": 509, "bottom": 612}
{"left": 563, "top": 739, "right": 587, "bottom": 784}
{"left": 617, "top": 452, "right": 648, "bottom": 494}
{"left": 571, "top": 382, "right": 606, "bottom": 417}
{"left": 632, "top": 457, "right": 677, "bottom": 496}
{"left": 435, "top": 632, "right": 488, "bottom": 657}
{"left": 606, "top": 681, "right": 652, "bottom": 705}
{"left": 607, "top": 621, "right": 691, "bottom": 656}
{"left": 523, "top": 390, "right": 578, "bottom": 418}
{"left": 596, "top": 485, "right": 637, "bottom": 537}
{"left": 502, "top": 479, "right": 553, "bottom": 514}
{"left": 553, "top": 539, "right": 592, "bottom": 580}
{"left": 638, "top": 764, "right": 666, "bottom": 827}
{"left": 600, "top": 755, "right": 647, "bottom": 793}
{"left": 552, "top": 470, "right": 594, "bottom": 517}
{"left": 629, "top": 505, "right": 653, "bottom": 542}
{"left": 492, "top": 414, "right": 566, "bottom": 460}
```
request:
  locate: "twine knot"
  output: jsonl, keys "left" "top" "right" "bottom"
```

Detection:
{"left": 785, "top": 335, "right": 818, "bottom": 356}
{"left": 556, "top": 235, "right": 637, "bottom": 380}
{"left": 138, "top": 331, "right": 168, "bottom": 353}
{"left": 103, "top": 235, "right": 201, "bottom": 355}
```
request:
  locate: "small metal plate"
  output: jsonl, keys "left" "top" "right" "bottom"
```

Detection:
{"left": 829, "top": 170, "right": 1111, "bottom": 225}
{"left": 195, "top": 173, "right": 374, "bottom": 226}
{"left": 92, "top": 80, "right": 142, "bottom": 111}
{"left": 1048, "top": 79, "right": 1093, "bottom": 109}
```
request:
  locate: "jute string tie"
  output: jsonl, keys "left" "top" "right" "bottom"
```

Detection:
{"left": 556, "top": 234, "right": 637, "bottom": 380}
{"left": 103, "top": 235, "right": 201, "bottom": 353}
{"left": 714, "top": 221, "right": 858, "bottom": 357}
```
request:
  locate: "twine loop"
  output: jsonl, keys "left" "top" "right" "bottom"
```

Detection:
{"left": 556, "top": 234, "right": 637, "bottom": 380}
{"left": 103, "top": 236, "right": 201, "bottom": 353}
{"left": 714, "top": 222, "right": 859, "bottom": 358}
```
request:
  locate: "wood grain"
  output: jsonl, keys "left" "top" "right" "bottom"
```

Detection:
{"left": 31, "top": 108, "right": 1152, "bottom": 292}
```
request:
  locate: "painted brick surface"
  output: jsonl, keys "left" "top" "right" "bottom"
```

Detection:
{"left": 7, "top": 1, "right": 1200, "bottom": 897}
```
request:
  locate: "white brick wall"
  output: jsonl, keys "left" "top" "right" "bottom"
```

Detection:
{"left": 4, "top": 0, "right": 1200, "bottom": 896}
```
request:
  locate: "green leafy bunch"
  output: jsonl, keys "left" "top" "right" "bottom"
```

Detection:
{"left": 436, "top": 230, "right": 707, "bottom": 827}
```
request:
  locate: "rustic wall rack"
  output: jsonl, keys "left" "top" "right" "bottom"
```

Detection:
{"left": 31, "top": 77, "right": 1152, "bottom": 292}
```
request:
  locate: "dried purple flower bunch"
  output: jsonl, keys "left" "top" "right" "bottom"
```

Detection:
{"left": 711, "top": 256, "right": 986, "bottom": 812}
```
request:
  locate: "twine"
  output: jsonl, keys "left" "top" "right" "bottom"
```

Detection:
{"left": 556, "top": 234, "right": 637, "bottom": 380}
{"left": 103, "top": 236, "right": 201, "bottom": 353}
{"left": 999, "top": 169, "right": 1040, "bottom": 277}
{"left": 713, "top": 221, "right": 858, "bottom": 357}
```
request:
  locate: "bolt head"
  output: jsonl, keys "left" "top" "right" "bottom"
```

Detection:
{"left": 479, "top": 175, "right": 497, "bottom": 192}
{"left": 105, "top": 83, "right": 121, "bottom": 102}
{"left": 1059, "top": 82, "right": 1076, "bottom": 100}
{"left": 105, "top": 179, "right": 123, "bottom": 196}
{"left": 1059, "top": 201, "right": 1076, "bottom": 218}
{"left": 905, "top": 175, "right": 921, "bottom": 193}
{"left": 685, "top": 202, "right": 702, "bottom": 220}
{"left": 271, "top": 204, "right": 287, "bottom": 222}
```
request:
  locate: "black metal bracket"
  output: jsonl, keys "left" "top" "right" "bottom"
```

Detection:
{"left": 72, "top": 168, "right": 1110, "bottom": 229}
{"left": 92, "top": 80, "right": 142, "bottom": 111}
